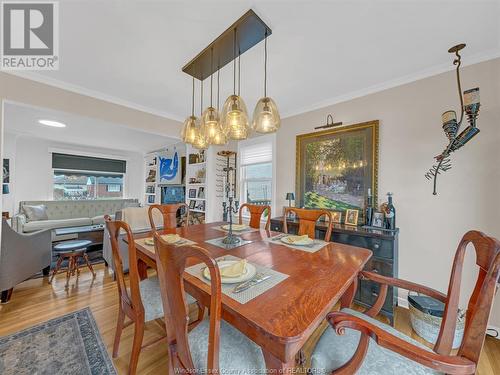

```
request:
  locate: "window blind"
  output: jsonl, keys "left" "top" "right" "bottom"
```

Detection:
{"left": 52, "top": 153, "right": 126, "bottom": 173}
{"left": 240, "top": 141, "right": 273, "bottom": 166}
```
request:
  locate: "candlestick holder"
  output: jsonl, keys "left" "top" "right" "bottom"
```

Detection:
{"left": 425, "top": 44, "right": 481, "bottom": 195}
{"left": 218, "top": 151, "right": 241, "bottom": 245}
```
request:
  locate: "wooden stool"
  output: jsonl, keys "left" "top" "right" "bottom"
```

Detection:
{"left": 49, "top": 240, "right": 96, "bottom": 289}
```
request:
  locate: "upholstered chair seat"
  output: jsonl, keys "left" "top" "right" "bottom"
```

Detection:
{"left": 311, "top": 308, "right": 441, "bottom": 375}
{"left": 131, "top": 276, "right": 196, "bottom": 322}
{"left": 189, "top": 318, "right": 265, "bottom": 372}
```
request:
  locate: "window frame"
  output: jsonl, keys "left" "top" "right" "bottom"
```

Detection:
{"left": 237, "top": 134, "right": 276, "bottom": 219}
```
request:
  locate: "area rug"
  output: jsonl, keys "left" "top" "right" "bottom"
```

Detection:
{"left": 0, "top": 308, "right": 116, "bottom": 375}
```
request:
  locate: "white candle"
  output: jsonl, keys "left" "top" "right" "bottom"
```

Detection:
{"left": 464, "top": 88, "right": 480, "bottom": 106}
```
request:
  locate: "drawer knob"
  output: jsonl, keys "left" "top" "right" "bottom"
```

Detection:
{"left": 373, "top": 243, "right": 380, "bottom": 249}
{"left": 371, "top": 268, "right": 379, "bottom": 274}
{"left": 371, "top": 291, "right": 379, "bottom": 298}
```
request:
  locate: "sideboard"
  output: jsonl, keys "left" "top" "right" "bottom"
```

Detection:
{"left": 270, "top": 216, "right": 399, "bottom": 324}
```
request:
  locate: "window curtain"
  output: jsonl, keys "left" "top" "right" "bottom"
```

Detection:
{"left": 52, "top": 153, "right": 126, "bottom": 173}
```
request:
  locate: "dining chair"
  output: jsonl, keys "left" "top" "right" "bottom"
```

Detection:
{"left": 105, "top": 216, "right": 167, "bottom": 375}
{"left": 311, "top": 230, "right": 500, "bottom": 375}
{"left": 148, "top": 203, "right": 190, "bottom": 232}
{"left": 153, "top": 235, "right": 266, "bottom": 373}
{"left": 238, "top": 203, "right": 271, "bottom": 230}
{"left": 283, "top": 207, "right": 333, "bottom": 240}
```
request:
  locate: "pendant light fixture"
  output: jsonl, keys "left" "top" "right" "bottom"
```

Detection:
{"left": 181, "top": 77, "right": 198, "bottom": 144}
{"left": 193, "top": 79, "right": 208, "bottom": 150}
{"left": 202, "top": 49, "right": 226, "bottom": 145}
{"left": 253, "top": 32, "right": 280, "bottom": 133}
{"left": 221, "top": 28, "right": 250, "bottom": 140}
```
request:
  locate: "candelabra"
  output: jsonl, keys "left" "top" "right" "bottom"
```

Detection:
{"left": 219, "top": 151, "right": 241, "bottom": 245}
{"left": 425, "top": 44, "right": 481, "bottom": 195}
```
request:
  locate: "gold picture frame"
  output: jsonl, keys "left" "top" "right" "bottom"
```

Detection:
{"left": 345, "top": 209, "right": 359, "bottom": 226}
{"left": 296, "top": 120, "right": 379, "bottom": 224}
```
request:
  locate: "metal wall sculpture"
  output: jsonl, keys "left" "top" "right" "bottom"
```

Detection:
{"left": 425, "top": 44, "right": 481, "bottom": 195}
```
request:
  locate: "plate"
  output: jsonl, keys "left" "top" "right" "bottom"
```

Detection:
{"left": 281, "top": 235, "right": 314, "bottom": 246}
{"left": 221, "top": 224, "right": 248, "bottom": 231}
{"left": 203, "top": 260, "right": 257, "bottom": 284}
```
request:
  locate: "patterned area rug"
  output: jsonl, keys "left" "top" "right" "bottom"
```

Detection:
{"left": 0, "top": 308, "right": 116, "bottom": 375}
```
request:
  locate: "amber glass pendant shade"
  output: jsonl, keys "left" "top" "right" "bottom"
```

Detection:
{"left": 221, "top": 94, "right": 250, "bottom": 140}
{"left": 181, "top": 115, "right": 198, "bottom": 144}
{"left": 201, "top": 106, "right": 226, "bottom": 145}
{"left": 252, "top": 97, "right": 280, "bottom": 133}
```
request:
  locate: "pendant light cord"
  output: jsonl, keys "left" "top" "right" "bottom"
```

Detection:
{"left": 264, "top": 32, "right": 268, "bottom": 98}
{"left": 210, "top": 48, "right": 213, "bottom": 108}
{"left": 200, "top": 79, "right": 203, "bottom": 115}
{"left": 233, "top": 28, "right": 236, "bottom": 95}
{"left": 238, "top": 50, "right": 241, "bottom": 97}
{"left": 191, "top": 77, "right": 195, "bottom": 116}
{"left": 217, "top": 68, "right": 220, "bottom": 110}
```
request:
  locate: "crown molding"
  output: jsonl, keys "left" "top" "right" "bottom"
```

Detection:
{"left": 281, "top": 48, "right": 500, "bottom": 120}
{"left": 2, "top": 71, "right": 184, "bottom": 122}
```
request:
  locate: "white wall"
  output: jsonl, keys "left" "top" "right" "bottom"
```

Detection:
{"left": 276, "top": 58, "right": 500, "bottom": 327}
{"left": 5, "top": 133, "right": 145, "bottom": 213}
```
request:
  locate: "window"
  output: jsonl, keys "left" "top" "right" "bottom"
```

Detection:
{"left": 53, "top": 170, "right": 124, "bottom": 200}
{"left": 239, "top": 136, "right": 274, "bottom": 215}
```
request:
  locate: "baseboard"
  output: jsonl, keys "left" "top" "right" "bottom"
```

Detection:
{"left": 398, "top": 296, "right": 500, "bottom": 341}
{"left": 397, "top": 296, "right": 409, "bottom": 309}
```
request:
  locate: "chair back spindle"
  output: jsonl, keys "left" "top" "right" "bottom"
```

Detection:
{"left": 283, "top": 207, "right": 333, "bottom": 240}
{"left": 238, "top": 203, "right": 271, "bottom": 230}
{"left": 148, "top": 203, "right": 190, "bottom": 233}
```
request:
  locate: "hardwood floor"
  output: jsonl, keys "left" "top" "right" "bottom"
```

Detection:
{"left": 0, "top": 264, "right": 499, "bottom": 374}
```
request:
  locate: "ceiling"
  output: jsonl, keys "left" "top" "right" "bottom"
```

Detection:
{"left": 4, "top": 102, "right": 179, "bottom": 153}
{"left": 11, "top": 0, "right": 500, "bottom": 121}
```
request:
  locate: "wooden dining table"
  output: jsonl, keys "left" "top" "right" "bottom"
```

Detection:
{"left": 131, "top": 222, "right": 372, "bottom": 371}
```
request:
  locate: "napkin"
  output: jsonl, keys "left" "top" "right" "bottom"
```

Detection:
{"left": 220, "top": 260, "right": 247, "bottom": 278}
{"left": 223, "top": 224, "right": 247, "bottom": 231}
{"left": 287, "top": 235, "right": 311, "bottom": 244}
{"left": 144, "top": 234, "right": 180, "bottom": 246}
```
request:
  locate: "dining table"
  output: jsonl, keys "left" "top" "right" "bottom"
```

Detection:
{"left": 130, "top": 221, "right": 372, "bottom": 371}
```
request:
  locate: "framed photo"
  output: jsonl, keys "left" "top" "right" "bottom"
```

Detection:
{"left": 188, "top": 189, "right": 197, "bottom": 198}
{"left": 296, "top": 120, "right": 379, "bottom": 223}
{"left": 331, "top": 211, "right": 342, "bottom": 224}
{"left": 189, "top": 200, "right": 196, "bottom": 209}
{"left": 372, "top": 211, "right": 384, "bottom": 228}
{"left": 345, "top": 209, "right": 359, "bottom": 226}
{"left": 197, "top": 186, "right": 205, "bottom": 198}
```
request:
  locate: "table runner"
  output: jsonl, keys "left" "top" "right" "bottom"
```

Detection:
{"left": 185, "top": 255, "right": 289, "bottom": 304}
{"left": 264, "top": 234, "right": 329, "bottom": 253}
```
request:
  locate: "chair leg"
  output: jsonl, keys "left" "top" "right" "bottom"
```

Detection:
{"left": 42, "top": 265, "right": 50, "bottom": 276}
{"left": 129, "top": 320, "right": 145, "bottom": 375}
{"left": 113, "top": 307, "right": 126, "bottom": 358}
{"left": 49, "top": 256, "right": 64, "bottom": 284}
{"left": 83, "top": 253, "right": 96, "bottom": 278}
{"left": 0, "top": 288, "right": 13, "bottom": 303}
{"left": 65, "top": 256, "right": 73, "bottom": 289}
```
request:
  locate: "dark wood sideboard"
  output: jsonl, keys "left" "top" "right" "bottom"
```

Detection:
{"left": 270, "top": 216, "right": 399, "bottom": 324}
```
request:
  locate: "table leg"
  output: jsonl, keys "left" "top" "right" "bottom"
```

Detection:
{"left": 263, "top": 350, "right": 295, "bottom": 374}
{"left": 340, "top": 276, "right": 358, "bottom": 309}
{"left": 137, "top": 258, "right": 148, "bottom": 280}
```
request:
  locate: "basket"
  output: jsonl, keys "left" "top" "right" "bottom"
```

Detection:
{"left": 408, "top": 296, "right": 465, "bottom": 349}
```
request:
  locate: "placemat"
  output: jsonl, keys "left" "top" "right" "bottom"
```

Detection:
{"left": 264, "top": 234, "right": 329, "bottom": 253}
{"left": 205, "top": 236, "right": 253, "bottom": 250}
{"left": 134, "top": 236, "right": 197, "bottom": 253}
{"left": 213, "top": 225, "right": 259, "bottom": 234}
{"left": 185, "top": 255, "right": 289, "bottom": 304}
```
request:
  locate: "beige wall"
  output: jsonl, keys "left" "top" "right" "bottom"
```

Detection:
{"left": 0, "top": 72, "right": 182, "bottom": 138}
{"left": 276, "top": 58, "right": 500, "bottom": 327}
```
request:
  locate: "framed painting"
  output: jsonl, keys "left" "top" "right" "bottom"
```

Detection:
{"left": 158, "top": 150, "right": 181, "bottom": 184}
{"left": 296, "top": 120, "right": 379, "bottom": 223}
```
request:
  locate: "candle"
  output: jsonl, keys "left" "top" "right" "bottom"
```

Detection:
{"left": 463, "top": 88, "right": 480, "bottom": 106}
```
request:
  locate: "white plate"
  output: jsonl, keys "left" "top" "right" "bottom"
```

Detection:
{"left": 203, "top": 260, "right": 257, "bottom": 284}
{"left": 280, "top": 235, "right": 314, "bottom": 246}
{"left": 221, "top": 224, "right": 248, "bottom": 231}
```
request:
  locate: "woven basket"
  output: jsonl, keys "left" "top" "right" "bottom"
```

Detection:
{"left": 409, "top": 304, "right": 465, "bottom": 349}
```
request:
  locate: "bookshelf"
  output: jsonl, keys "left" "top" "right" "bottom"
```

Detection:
{"left": 144, "top": 154, "right": 159, "bottom": 205}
